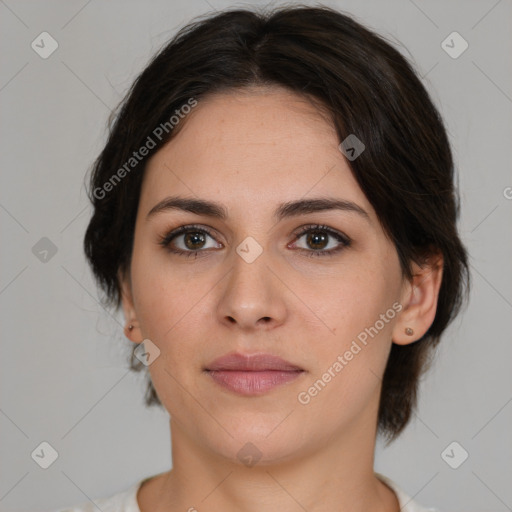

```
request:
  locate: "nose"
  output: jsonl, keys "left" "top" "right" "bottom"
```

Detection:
{"left": 216, "top": 248, "right": 288, "bottom": 331}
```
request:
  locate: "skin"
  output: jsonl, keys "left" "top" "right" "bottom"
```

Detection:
{"left": 120, "top": 85, "right": 443, "bottom": 512}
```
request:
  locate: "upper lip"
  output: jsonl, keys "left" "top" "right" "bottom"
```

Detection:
{"left": 205, "top": 352, "right": 303, "bottom": 372}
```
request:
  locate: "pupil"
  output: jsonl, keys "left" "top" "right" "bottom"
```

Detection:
{"left": 185, "top": 232, "right": 205, "bottom": 250}
{"left": 308, "top": 231, "right": 327, "bottom": 250}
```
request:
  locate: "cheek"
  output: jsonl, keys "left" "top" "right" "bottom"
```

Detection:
{"left": 293, "top": 292, "right": 396, "bottom": 429}
{"left": 294, "top": 258, "right": 397, "bottom": 342}
{"left": 130, "top": 263, "right": 208, "bottom": 412}
{"left": 295, "top": 257, "right": 399, "bottom": 388}
{"left": 130, "top": 241, "right": 203, "bottom": 334}
{"left": 130, "top": 248, "right": 214, "bottom": 386}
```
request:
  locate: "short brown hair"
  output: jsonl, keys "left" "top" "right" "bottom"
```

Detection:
{"left": 83, "top": 4, "right": 470, "bottom": 443}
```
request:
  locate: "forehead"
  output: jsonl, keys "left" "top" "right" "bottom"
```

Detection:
{"left": 141, "top": 87, "right": 373, "bottom": 217}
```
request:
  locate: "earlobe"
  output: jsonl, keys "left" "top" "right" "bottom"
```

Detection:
{"left": 392, "top": 252, "right": 444, "bottom": 346}
{"left": 123, "top": 321, "right": 143, "bottom": 343}
{"left": 118, "top": 269, "right": 143, "bottom": 344}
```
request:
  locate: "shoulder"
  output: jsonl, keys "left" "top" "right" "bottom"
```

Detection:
{"left": 49, "top": 479, "right": 144, "bottom": 512}
{"left": 375, "top": 472, "right": 441, "bottom": 512}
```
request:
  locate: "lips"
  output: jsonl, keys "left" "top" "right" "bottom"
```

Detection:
{"left": 204, "top": 352, "right": 305, "bottom": 396}
{"left": 205, "top": 352, "right": 303, "bottom": 372}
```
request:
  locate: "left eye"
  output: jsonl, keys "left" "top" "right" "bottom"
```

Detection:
{"left": 289, "top": 225, "right": 351, "bottom": 256}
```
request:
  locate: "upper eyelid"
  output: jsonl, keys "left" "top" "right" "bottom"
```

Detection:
{"left": 164, "top": 223, "right": 345, "bottom": 236}
{"left": 293, "top": 223, "right": 349, "bottom": 237}
{"left": 160, "top": 224, "right": 220, "bottom": 244}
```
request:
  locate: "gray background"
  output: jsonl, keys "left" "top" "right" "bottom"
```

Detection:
{"left": 1, "top": 0, "right": 511, "bottom": 510}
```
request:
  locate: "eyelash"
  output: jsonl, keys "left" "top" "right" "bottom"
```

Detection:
{"left": 157, "top": 223, "right": 351, "bottom": 259}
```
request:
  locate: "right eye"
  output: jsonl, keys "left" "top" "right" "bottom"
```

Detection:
{"left": 158, "top": 224, "right": 223, "bottom": 258}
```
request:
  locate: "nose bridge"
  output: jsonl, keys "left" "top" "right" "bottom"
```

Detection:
{"left": 216, "top": 238, "right": 286, "bottom": 329}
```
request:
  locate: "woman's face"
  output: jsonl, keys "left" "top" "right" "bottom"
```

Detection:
{"left": 122, "top": 87, "right": 412, "bottom": 464}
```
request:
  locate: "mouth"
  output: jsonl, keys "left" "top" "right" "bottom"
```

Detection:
{"left": 204, "top": 352, "right": 305, "bottom": 396}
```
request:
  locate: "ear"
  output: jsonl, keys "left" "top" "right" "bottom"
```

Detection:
{"left": 392, "top": 250, "right": 444, "bottom": 345}
{"left": 118, "top": 268, "right": 143, "bottom": 344}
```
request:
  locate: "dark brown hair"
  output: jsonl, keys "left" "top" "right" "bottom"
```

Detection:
{"left": 83, "top": 4, "right": 470, "bottom": 443}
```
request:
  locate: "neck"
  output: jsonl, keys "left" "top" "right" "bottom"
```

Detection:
{"left": 139, "top": 393, "right": 399, "bottom": 512}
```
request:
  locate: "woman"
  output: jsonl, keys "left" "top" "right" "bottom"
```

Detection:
{"left": 62, "top": 4, "right": 470, "bottom": 511}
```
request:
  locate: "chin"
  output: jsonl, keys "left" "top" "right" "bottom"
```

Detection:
{"left": 203, "top": 423, "right": 311, "bottom": 468}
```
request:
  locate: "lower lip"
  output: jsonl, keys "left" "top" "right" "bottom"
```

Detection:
{"left": 206, "top": 370, "right": 304, "bottom": 396}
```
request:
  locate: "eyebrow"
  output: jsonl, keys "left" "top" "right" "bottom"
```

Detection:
{"left": 146, "top": 195, "right": 370, "bottom": 223}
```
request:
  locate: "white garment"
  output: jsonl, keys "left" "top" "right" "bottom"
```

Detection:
{"left": 52, "top": 472, "right": 440, "bottom": 512}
